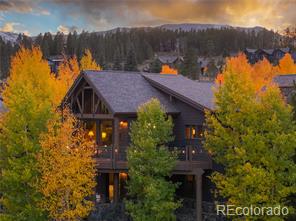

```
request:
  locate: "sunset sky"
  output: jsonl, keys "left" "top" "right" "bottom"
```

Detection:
{"left": 0, "top": 0, "right": 295, "bottom": 36}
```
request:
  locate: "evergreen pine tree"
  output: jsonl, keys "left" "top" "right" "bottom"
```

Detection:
{"left": 113, "top": 49, "right": 122, "bottom": 70}
{"left": 41, "top": 32, "right": 53, "bottom": 58}
{"left": 52, "top": 32, "right": 64, "bottom": 55}
{"left": 126, "top": 99, "right": 180, "bottom": 221}
{"left": 150, "top": 58, "right": 162, "bottom": 73}
{"left": 206, "top": 59, "right": 218, "bottom": 79}
{"left": 66, "top": 31, "right": 78, "bottom": 56}
{"left": 124, "top": 48, "right": 137, "bottom": 71}
{"left": 181, "top": 48, "right": 198, "bottom": 79}
{"left": 34, "top": 33, "right": 43, "bottom": 47}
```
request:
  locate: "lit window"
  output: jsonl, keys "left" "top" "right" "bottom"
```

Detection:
{"left": 185, "top": 127, "right": 191, "bottom": 139}
{"left": 185, "top": 125, "right": 203, "bottom": 139}
{"left": 119, "top": 121, "right": 128, "bottom": 129}
{"left": 100, "top": 120, "right": 113, "bottom": 146}
{"left": 85, "top": 121, "right": 96, "bottom": 141}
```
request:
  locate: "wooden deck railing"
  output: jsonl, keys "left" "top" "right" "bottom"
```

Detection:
{"left": 94, "top": 139, "right": 210, "bottom": 162}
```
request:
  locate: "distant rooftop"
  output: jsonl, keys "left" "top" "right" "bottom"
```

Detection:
{"left": 157, "top": 55, "right": 182, "bottom": 64}
{"left": 244, "top": 47, "right": 291, "bottom": 54}
{"left": 47, "top": 55, "right": 65, "bottom": 62}
{"left": 273, "top": 74, "right": 296, "bottom": 87}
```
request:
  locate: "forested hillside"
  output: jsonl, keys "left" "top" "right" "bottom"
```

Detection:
{"left": 0, "top": 26, "right": 293, "bottom": 79}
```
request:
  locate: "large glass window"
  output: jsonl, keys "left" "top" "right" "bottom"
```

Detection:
{"left": 119, "top": 120, "right": 129, "bottom": 147}
{"left": 85, "top": 121, "right": 96, "bottom": 142}
{"left": 185, "top": 125, "right": 203, "bottom": 139}
{"left": 71, "top": 86, "right": 110, "bottom": 114}
{"left": 100, "top": 120, "right": 113, "bottom": 146}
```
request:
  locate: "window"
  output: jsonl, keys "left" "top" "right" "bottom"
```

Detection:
{"left": 185, "top": 125, "right": 203, "bottom": 139}
{"left": 71, "top": 85, "right": 110, "bottom": 114}
{"left": 100, "top": 120, "right": 113, "bottom": 146}
{"left": 119, "top": 120, "right": 129, "bottom": 147}
{"left": 84, "top": 121, "right": 96, "bottom": 142}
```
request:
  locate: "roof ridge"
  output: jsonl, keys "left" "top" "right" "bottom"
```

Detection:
{"left": 275, "top": 74, "right": 296, "bottom": 76}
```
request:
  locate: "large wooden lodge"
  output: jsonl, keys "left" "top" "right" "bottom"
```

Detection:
{"left": 63, "top": 71, "right": 215, "bottom": 220}
{"left": 63, "top": 70, "right": 296, "bottom": 220}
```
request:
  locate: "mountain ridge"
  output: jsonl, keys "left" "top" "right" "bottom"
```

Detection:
{"left": 95, "top": 23, "right": 266, "bottom": 35}
{"left": 0, "top": 23, "right": 268, "bottom": 43}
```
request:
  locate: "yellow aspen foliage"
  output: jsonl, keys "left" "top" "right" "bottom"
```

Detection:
{"left": 54, "top": 56, "right": 80, "bottom": 103}
{"left": 160, "top": 64, "right": 178, "bottom": 74}
{"left": 3, "top": 46, "right": 56, "bottom": 113}
{"left": 276, "top": 53, "right": 296, "bottom": 74}
{"left": 80, "top": 49, "right": 101, "bottom": 71}
{"left": 252, "top": 58, "right": 276, "bottom": 91}
{"left": 205, "top": 52, "right": 296, "bottom": 219}
{"left": 216, "top": 54, "right": 276, "bottom": 92}
{"left": 38, "top": 108, "right": 96, "bottom": 221}
{"left": 0, "top": 46, "right": 56, "bottom": 220}
{"left": 215, "top": 73, "right": 224, "bottom": 85}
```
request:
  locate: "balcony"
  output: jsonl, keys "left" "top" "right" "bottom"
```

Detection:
{"left": 94, "top": 139, "right": 212, "bottom": 172}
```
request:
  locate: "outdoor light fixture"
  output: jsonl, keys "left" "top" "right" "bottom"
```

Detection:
{"left": 119, "top": 121, "right": 128, "bottom": 128}
{"left": 192, "top": 150, "right": 196, "bottom": 154}
{"left": 120, "top": 172, "right": 128, "bottom": 180}
{"left": 88, "top": 130, "right": 95, "bottom": 137}
{"left": 101, "top": 132, "right": 107, "bottom": 139}
{"left": 192, "top": 128, "right": 196, "bottom": 136}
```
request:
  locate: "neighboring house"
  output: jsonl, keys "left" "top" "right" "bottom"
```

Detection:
{"left": 273, "top": 48, "right": 290, "bottom": 61}
{"left": 63, "top": 70, "right": 215, "bottom": 220}
{"left": 244, "top": 48, "right": 257, "bottom": 64}
{"left": 157, "top": 54, "right": 183, "bottom": 68}
{"left": 274, "top": 74, "right": 296, "bottom": 102}
{"left": 197, "top": 57, "right": 222, "bottom": 79}
{"left": 47, "top": 55, "right": 65, "bottom": 74}
{"left": 244, "top": 48, "right": 294, "bottom": 64}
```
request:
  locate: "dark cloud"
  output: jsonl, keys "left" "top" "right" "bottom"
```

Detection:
{"left": 49, "top": 0, "right": 296, "bottom": 30}
{"left": 1, "top": 0, "right": 296, "bottom": 31}
{"left": 0, "top": 0, "right": 33, "bottom": 13}
{"left": 57, "top": 24, "right": 79, "bottom": 34}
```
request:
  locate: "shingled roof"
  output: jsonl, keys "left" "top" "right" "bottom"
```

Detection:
{"left": 83, "top": 71, "right": 179, "bottom": 114}
{"left": 245, "top": 48, "right": 257, "bottom": 53}
{"left": 274, "top": 74, "right": 296, "bottom": 87}
{"left": 143, "top": 74, "right": 215, "bottom": 110}
{"left": 79, "top": 71, "right": 214, "bottom": 114}
{"left": 157, "top": 55, "right": 181, "bottom": 64}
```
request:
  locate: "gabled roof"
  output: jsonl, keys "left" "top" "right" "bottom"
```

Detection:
{"left": 47, "top": 55, "right": 65, "bottom": 62}
{"left": 274, "top": 74, "right": 296, "bottom": 87}
{"left": 245, "top": 48, "right": 257, "bottom": 53}
{"left": 66, "top": 71, "right": 215, "bottom": 115}
{"left": 82, "top": 71, "right": 179, "bottom": 114}
{"left": 157, "top": 55, "right": 181, "bottom": 64}
{"left": 197, "top": 57, "right": 210, "bottom": 68}
{"left": 279, "top": 47, "right": 290, "bottom": 53}
{"left": 262, "top": 49, "right": 274, "bottom": 55}
{"left": 143, "top": 73, "right": 215, "bottom": 110}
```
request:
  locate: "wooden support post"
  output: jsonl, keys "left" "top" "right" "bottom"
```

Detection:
{"left": 97, "top": 173, "right": 107, "bottom": 203}
{"left": 195, "top": 169, "right": 204, "bottom": 221}
{"left": 113, "top": 173, "right": 119, "bottom": 203}
{"left": 113, "top": 118, "right": 119, "bottom": 168}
